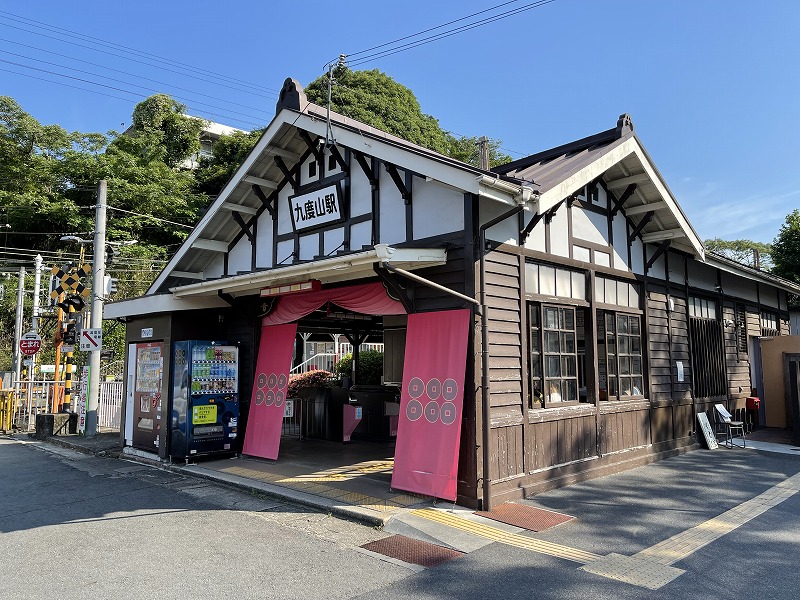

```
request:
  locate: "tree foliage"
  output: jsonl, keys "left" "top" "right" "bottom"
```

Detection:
{"left": 305, "top": 67, "right": 511, "bottom": 168}
{"left": 193, "top": 130, "right": 262, "bottom": 198}
{"left": 771, "top": 210, "right": 800, "bottom": 308}
{"left": 705, "top": 238, "right": 773, "bottom": 270}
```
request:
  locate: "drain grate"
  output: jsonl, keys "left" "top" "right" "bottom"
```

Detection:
{"left": 361, "top": 535, "right": 463, "bottom": 567}
{"left": 475, "top": 503, "right": 575, "bottom": 531}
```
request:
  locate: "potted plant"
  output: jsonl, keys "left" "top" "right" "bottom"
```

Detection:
{"left": 287, "top": 369, "right": 333, "bottom": 400}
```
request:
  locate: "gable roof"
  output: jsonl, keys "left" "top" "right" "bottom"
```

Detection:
{"left": 494, "top": 114, "right": 705, "bottom": 259}
{"left": 146, "top": 78, "right": 528, "bottom": 296}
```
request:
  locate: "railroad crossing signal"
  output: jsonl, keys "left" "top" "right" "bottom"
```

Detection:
{"left": 50, "top": 264, "right": 91, "bottom": 298}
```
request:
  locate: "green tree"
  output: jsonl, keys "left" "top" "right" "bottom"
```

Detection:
{"left": 771, "top": 209, "right": 800, "bottom": 308}
{"left": 705, "top": 238, "right": 773, "bottom": 270}
{"left": 193, "top": 129, "right": 262, "bottom": 198}
{"left": 130, "top": 94, "right": 205, "bottom": 168}
{"left": 304, "top": 67, "right": 511, "bottom": 168}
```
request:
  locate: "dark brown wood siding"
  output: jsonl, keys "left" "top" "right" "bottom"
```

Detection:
{"left": 723, "top": 303, "right": 750, "bottom": 402}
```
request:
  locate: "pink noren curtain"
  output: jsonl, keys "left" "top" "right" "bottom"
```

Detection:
{"left": 261, "top": 282, "right": 406, "bottom": 326}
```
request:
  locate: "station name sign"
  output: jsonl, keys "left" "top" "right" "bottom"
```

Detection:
{"left": 289, "top": 184, "right": 342, "bottom": 232}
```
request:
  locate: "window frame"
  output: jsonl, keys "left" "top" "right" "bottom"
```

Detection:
{"left": 597, "top": 309, "right": 644, "bottom": 401}
{"left": 528, "top": 303, "right": 581, "bottom": 409}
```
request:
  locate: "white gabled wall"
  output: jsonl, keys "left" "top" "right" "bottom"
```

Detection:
{"left": 228, "top": 235, "right": 250, "bottom": 274}
{"left": 612, "top": 211, "right": 629, "bottom": 269}
{"left": 379, "top": 166, "right": 406, "bottom": 245}
{"left": 255, "top": 212, "right": 274, "bottom": 268}
{"left": 412, "top": 179, "right": 464, "bottom": 240}
{"left": 204, "top": 253, "right": 225, "bottom": 279}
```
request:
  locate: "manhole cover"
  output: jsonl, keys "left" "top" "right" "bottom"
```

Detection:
{"left": 361, "top": 535, "right": 463, "bottom": 567}
{"left": 475, "top": 503, "right": 575, "bottom": 531}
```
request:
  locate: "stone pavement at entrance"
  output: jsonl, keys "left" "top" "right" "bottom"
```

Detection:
{"left": 19, "top": 427, "right": 800, "bottom": 590}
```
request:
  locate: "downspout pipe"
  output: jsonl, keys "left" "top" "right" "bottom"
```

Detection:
{"left": 478, "top": 204, "right": 524, "bottom": 511}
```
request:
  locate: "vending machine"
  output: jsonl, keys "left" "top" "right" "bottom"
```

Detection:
{"left": 170, "top": 340, "right": 239, "bottom": 461}
{"left": 131, "top": 342, "right": 164, "bottom": 452}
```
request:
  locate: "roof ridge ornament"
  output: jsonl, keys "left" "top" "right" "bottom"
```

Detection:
{"left": 616, "top": 113, "right": 634, "bottom": 137}
{"left": 276, "top": 78, "right": 308, "bottom": 114}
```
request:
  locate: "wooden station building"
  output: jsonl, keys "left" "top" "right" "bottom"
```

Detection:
{"left": 106, "top": 78, "right": 800, "bottom": 509}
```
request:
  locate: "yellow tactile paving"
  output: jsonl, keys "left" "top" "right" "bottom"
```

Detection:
{"left": 411, "top": 508, "right": 601, "bottom": 564}
{"left": 635, "top": 471, "right": 800, "bottom": 566}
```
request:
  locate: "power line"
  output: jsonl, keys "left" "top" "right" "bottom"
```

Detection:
{"left": 0, "top": 12, "right": 280, "bottom": 97}
{"left": 103, "top": 206, "right": 194, "bottom": 229}
{"left": 0, "top": 39, "right": 275, "bottom": 116}
{"left": 0, "top": 58, "right": 266, "bottom": 129}
{"left": 343, "top": 0, "right": 525, "bottom": 60}
{"left": 346, "top": 0, "right": 558, "bottom": 67}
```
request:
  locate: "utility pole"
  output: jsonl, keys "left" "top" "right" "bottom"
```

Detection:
{"left": 86, "top": 180, "right": 107, "bottom": 437}
{"left": 477, "top": 136, "right": 491, "bottom": 171}
{"left": 13, "top": 267, "right": 26, "bottom": 397}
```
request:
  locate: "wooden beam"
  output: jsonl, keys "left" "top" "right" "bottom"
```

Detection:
{"left": 354, "top": 152, "right": 377, "bottom": 186}
{"left": 646, "top": 240, "right": 671, "bottom": 272}
{"left": 274, "top": 156, "right": 298, "bottom": 190}
{"left": 192, "top": 238, "right": 229, "bottom": 253}
{"left": 385, "top": 163, "right": 411, "bottom": 203}
{"left": 520, "top": 212, "right": 546, "bottom": 244}
{"left": 606, "top": 173, "right": 649, "bottom": 189}
{"left": 626, "top": 200, "right": 668, "bottom": 215}
{"left": 243, "top": 175, "right": 278, "bottom": 189}
{"left": 628, "top": 211, "right": 654, "bottom": 243}
{"left": 171, "top": 270, "right": 205, "bottom": 280}
{"left": 298, "top": 130, "right": 323, "bottom": 163}
{"left": 610, "top": 183, "right": 637, "bottom": 217}
{"left": 268, "top": 146, "right": 301, "bottom": 162}
{"left": 329, "top": 144, "right": 348, "bottom": 173}
{"left": 251, "top": 184, "right": 276, "bottom": 218}
{"left": 544, "top": 198, "right": 566, "bottom": 224}
{"left": 221, "top": 202, "right": 258, "bottom": 215}
{"left": 372, "top": 264, "right": 414, "bottom": 313}
{"left": 641, "top": 228, "right": 686, "bottom": 243}
{"left": 231, "top": 211, "right": 254, "bottom": 243}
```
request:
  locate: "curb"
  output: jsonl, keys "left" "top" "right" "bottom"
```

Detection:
{"left": 30, "top": 434, "right": 390, "bottom": 528}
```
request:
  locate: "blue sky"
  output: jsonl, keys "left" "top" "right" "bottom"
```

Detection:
{"left": 2, "top": 0, "right": 798, "bottom": 244}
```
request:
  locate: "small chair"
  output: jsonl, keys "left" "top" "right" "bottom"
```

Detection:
{"left": 714, "top": 403, "right": 746, "bottom": 448}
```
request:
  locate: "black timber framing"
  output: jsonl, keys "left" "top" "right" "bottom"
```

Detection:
{"left": 646, "top": 240, "right": 671, "bottom": 272}
{"left": 274, "top": 156, "right": 298, "bottom": 191}
{"left": 405, "top": 170, "right": 413, "bottom": 242}
{"left": 298, "top": 130, "right": 323, "bottom": 164}
{"left": 385, "top": 162, "right": 411, "bottom": 203}
{"left": 628, "top": 211, "right": 654, "bottom": 244}
{"left": 329, "top": 144, "right": 349, "bottom": 173}
{"left": 231, "top": 211, "right": 254, "bottom": 243}
{"left": 610, "top": 184, "right": 637, "bottom": 217}
{"left": 372, "top": 264, "right": 414, "bottom": 313}
{"left": 252, "top": 184, "right": 277, "bottom": 218}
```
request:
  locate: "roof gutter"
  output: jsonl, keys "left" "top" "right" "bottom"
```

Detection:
{"left": 478, "top": 175, "right": 536, "bottom": 206}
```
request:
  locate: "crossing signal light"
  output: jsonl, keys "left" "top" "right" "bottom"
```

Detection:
{"left": 64, "top": 320, "right": 77, "bottom": 345}
{"left": 105, "top": 244, "right": 116, "bottom": 267}
{"left": 103, "top": 275, "right": 119, "bottom": 295}
{"left": 57, "top": 295, "right": 85, "bottom": 313}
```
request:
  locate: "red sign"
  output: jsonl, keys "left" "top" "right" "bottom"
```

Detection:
{"left": 391, "top": 309, "right": 471, "bottom": 501}
{"left": 242, "top": 323, "right": 297, "bottom": 460}
{"left": 20, "top": 332, "right": 42, "bottom": 355}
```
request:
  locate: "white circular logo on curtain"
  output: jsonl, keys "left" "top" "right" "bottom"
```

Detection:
{"left": 255, "top": 371, "right": 287, "bottom": 407}
{"left": 404, "top": 377, "right": 459, "bottom": 425}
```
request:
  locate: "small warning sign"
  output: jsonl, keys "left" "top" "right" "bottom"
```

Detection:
{"left": 192, "top": 404, "right": 218, "bottom": 425}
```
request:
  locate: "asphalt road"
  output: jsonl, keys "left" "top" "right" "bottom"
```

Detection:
{"left": 2, "top": 436, "right": 799, "bottom": 600}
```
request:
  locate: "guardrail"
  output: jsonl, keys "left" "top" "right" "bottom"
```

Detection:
{"left": 5, "top": 379, "right": 123, "bottom": 432}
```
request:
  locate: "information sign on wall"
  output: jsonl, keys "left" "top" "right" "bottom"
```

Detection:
{"left": 288, "top": 184, "right": 342, "bottom": 232}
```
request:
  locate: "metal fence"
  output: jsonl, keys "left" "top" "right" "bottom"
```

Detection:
{"left": 5, "top": 379, "right": 123, "bottom": 432}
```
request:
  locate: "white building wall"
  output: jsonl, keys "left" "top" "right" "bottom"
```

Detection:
{"left": 204, "top": 253, "right": 224, "bottom": 279}
{"left": 480, "top": 199, "right": 518, "bottom": 245}
{"left": 228, "top": 236, "right": 250, "bottom": 274}
{"left": 277, "top": 185, "right": 293, "bottom": 235}
{"left": 612, "top": 212, "right": 629, "bottom": 270}
{"left": 687, "top": 259, "right": 717, "bottom": 293}
{"left": 379, "top": 166, "right": 406, "bottom": 245}
{"left": 549, "top": 205, "right": 569, "bottom": 258}
{"left": 255, "top": 214, "right": 274, "bottom": 268}
{"left": 412, "top": 179, "right": 463, "bottom": 240}
{"left": 350, "top": 162, "right": 373, "bottom": 217}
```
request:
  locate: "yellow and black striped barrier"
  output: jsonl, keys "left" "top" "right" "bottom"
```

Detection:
{"left": 0, "top": 390, "right": 16, "bottom": 432}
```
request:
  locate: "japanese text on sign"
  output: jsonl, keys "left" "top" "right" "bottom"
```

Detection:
{"left": 289, "top": 184, "right": 341, "bottom": 231}
{"left": 192, "top": 404, "right": 218, "bottom": 425}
